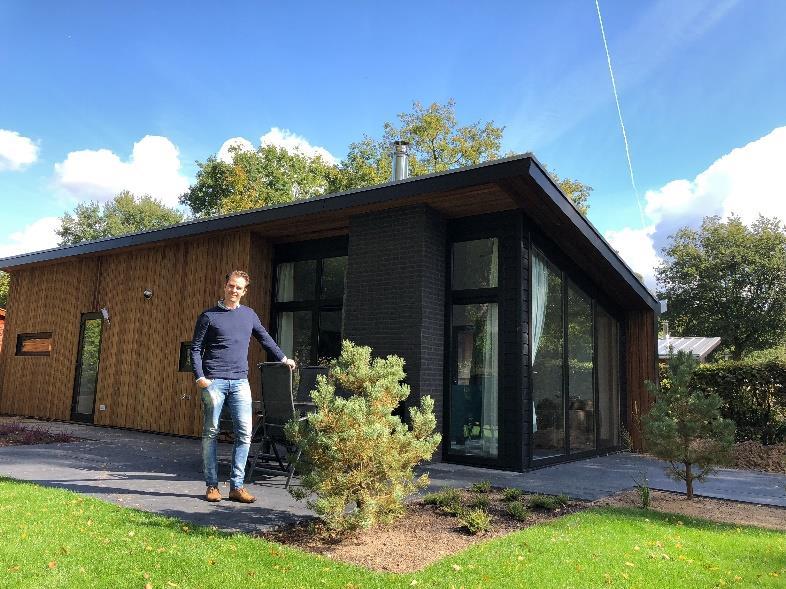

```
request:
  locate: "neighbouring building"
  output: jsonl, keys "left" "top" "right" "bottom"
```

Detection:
{"left": 0, "top": 154, "right": 658, "bottom": 470}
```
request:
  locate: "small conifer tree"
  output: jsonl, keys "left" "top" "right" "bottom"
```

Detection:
{"left": 285, "top": 341, "right": 441, "bottom": 532}
{"left": 643, "top": 351, "right": 736, "bottom": 499}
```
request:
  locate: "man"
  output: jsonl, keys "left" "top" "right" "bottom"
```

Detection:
{"left": 191, "top": 270, "right": 295, "bottom": 503}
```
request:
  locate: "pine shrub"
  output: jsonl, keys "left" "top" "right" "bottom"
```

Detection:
{"left": 644, "top": 351, "right": 736, "bottom": 499}
{"left": 286, "top": 340, "right": 441, "bottom": 533}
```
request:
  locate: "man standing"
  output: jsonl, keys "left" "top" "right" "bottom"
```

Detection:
{"left": 191, "top": 270, "right": 295, "bottom": 503}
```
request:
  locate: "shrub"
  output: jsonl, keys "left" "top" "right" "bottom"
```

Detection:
{"left": 469, "top": 480, "right": 491, "bottom": 494}
{"left": 527, "top": 494, "right": 564, "bottom": 511}
{"left": 459, "top": 508, "right": 492, "bottom": 535}
{"left": 506, "top": 500, "right": 528, "bottom": 521}
{"left": 468, "top": 495, "right": 491, "bottom": 510}
{"left": 501, "top": 487, "right": 524, "bottom": 502}
{"left": 423, "top": 488, "right": 463, "bottom": 515}
{"left": 645, "top": 351, "right": 736, "bottom": 499}
{"left": 691, "top": 359, "right": 786, "bottom": 444}
{"left": 633, "top": 473, "right": 651, "bottom": 509}
{"left": 286, "top": 341, "right": 441, "bottom": 533}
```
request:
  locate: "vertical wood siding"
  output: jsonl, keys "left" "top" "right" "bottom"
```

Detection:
{"left": 0, "top": 258, "right": 99, "bottom": 419}
{"left": 0, "top": 231, "right": 274, "bottom": 436}
{"left": 625, "top": 308, "right": 658, "bottom": 451}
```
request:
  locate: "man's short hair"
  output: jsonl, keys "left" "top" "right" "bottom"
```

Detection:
{"left": 225, "top": 270, "right": 250, "bottom": 285}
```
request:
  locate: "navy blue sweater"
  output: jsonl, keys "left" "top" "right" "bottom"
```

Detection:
{"left": 190, "top": 304, "right": 285, "bottom": 380}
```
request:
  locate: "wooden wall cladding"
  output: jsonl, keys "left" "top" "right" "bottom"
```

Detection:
{"left": 0, "top": 231, "right": 274, "bottom": 437}
{"left": 0, "top": 258, "right": 99, "bottom": 419}
{"left": 625, "top": 308, "right": 658, "bottom": 451}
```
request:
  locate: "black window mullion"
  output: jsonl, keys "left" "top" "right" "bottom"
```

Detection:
{"left": 562, "top": 272, "right": 570, "bottom": 456}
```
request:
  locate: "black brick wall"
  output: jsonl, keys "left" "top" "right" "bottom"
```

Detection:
{"left": 343, "top": 205, "right": 447, "bottom": 453}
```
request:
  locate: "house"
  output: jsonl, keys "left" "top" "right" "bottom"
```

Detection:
{"left": 0, "top": 153, "right": 658, "bottom": 470}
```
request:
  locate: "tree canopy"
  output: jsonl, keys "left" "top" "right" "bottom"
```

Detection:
{"left": 657, "top": 214, "right": 786, "bottom": 359}
{"left": 179, "top": 145, "right": 336, "bottom": 218}
{"left": 57, "top": 191, "right": 185, "bottom": 246}
{"left": 0, "top": 271, "right": 9, "bottom": 308}
{"left": 181, "top": 100, "right": 593, "bottom": 216}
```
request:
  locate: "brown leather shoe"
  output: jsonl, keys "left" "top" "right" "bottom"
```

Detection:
{"left": 205, "top": 486, "right": 222, "bottom": 502}
{"left": 228, "top": 487, "right": 256, "bottom": 503}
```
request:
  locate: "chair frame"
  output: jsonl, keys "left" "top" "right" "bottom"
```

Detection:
{"left": 246, "top": 362, "right": 306, "bottom": 488}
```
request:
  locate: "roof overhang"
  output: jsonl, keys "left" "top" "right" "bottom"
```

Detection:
{"left": 0, "top": 154, "right": 659, "bottom": 312}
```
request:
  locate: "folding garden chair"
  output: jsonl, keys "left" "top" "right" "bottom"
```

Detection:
{"left": 245, "top": 362, "right": 306, "bottom": 488}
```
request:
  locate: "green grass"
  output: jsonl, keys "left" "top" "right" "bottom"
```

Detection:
{"left": 1, "top": 478, "right": 784, "bottom": 588}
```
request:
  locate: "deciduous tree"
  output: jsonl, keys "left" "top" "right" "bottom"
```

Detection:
{"left": 57, "top": 191, "right": 185, "bottom": 246}
{"left": 657, "top": 214, "right": 786, "bottom": 359}
{"left": 180, "top": 145, "right": 335, "bottom": 217}
{"left": 0, "top": 271, "right": 9, "bottom": 308}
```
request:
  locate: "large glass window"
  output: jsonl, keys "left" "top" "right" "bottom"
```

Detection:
{"left": 450, "top": 303, "right": 499, "bottom": 458}
{"left": 567, "top": 285, "right": 594, "bottom": 452}
{"left": 449, "top": 238, "right": 499, "bottom": 460}
{"left": 272, "top": 251, "right": 346, "bottom": 366}
{"left": 596, "top": 306, "right": 620, "bottom": 448}
{"left": 531, "top": 253, "right": 565, "bottom": 459}
{"left": 531, "top": 249, "right": 621, "bottom": 461}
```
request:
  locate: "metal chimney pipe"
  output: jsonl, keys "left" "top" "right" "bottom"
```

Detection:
{"left": 392, "top": 140, "right": 410, "bottom": 181}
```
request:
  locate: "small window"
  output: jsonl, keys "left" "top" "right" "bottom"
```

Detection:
{"left": 179, "top": 342, "right": 193, "bottom": 372}
{"left": 275, "top": 260, "right": 317, "bottom": 302}
{"left": 16, "top": 333, "right": 53, "bottom": 356}
{"left": 452, "top": 238, "right": 499, "bottom": 290}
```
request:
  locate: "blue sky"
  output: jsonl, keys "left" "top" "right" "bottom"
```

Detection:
{"left": 2, "top": 0, "right": 786, "bottom": 288}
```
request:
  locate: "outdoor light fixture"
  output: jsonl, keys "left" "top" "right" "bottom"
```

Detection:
{"left": 100, "top": 307, "right": 110, "bottom": 324}
{"left": 143, "top": 289, "right": 153, "bottom": 300}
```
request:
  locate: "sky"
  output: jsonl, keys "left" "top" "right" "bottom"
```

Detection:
{"left": 2, "top": 0, "right": 786, "bottom": 290}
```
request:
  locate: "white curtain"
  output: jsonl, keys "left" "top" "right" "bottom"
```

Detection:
{"left": 276, "top": 262, "right": 294, "bottom": 302}
{"left": 481, "top": 303, "right": 499, "bottom": 456}
{"left": 277, "top": 312, "right": 294, "bottom": 359}
{"left": 531, "top": 252, "right": 550, "bottom": 433}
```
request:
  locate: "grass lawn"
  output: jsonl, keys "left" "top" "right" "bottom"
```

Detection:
{"left": 1, "top": 478, "right": 784, "bottom": 589}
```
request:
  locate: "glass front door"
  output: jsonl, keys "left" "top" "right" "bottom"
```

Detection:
{"left": 71, "top": 313, "right": 103, "bottom": 423}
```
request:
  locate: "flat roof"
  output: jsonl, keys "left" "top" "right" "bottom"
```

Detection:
{"left": 658, "top": 337, "right": 722, "bottom": 362}
{"left": 0, "top": 154, "right": 659, "bottom": 312}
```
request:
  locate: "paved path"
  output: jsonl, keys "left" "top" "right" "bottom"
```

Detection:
{"left": 1, "top": 418, "right": 784, "bottom": 534}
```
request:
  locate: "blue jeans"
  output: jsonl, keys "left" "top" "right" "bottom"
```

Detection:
{"left": 201, "top": 378, "right": 252, "bottom": 490}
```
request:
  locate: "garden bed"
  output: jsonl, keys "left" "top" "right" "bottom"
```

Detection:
{"left": 0, "top": 420, "right": 80, "bottom": 447}
{"left": 260, "top": 488, "right": 582, "bottom": 572}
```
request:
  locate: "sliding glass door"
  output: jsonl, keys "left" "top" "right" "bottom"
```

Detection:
{"left": 531, "top": 249, "right": 621, "bottom": 462}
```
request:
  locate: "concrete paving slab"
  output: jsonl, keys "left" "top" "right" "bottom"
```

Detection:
{"left": 1, "top": 418, "right": 784, "bottom": 537}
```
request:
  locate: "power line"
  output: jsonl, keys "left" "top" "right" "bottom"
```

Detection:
{"left": 595, "top": 0, "right": 646, "bottom": 228}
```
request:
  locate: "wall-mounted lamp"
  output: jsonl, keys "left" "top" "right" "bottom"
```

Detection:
{"left": 143, "top": 289, "right": 153, "bottom": 300}
{"left": 100, "top": 307, "right": 111, "bottom": 324}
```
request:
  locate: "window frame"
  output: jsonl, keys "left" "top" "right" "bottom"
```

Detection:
{"left": 15, "top": 332, "right": 53, "bottom": 357}
{"left": 529, "top": 244, "right": 624, "bottom": 466}
{"left": 445, "top": 234, "right": 502, "bottom": 466}
{"left": 270, "top": 237, "right": 348, "bottom": 366}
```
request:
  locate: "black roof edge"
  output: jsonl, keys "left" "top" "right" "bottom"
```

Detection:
{"left": 526, "top": 157, "right": 660, "bottom": 313}
{"left": 0, "top": 153, "right": 535, "bottom": 270}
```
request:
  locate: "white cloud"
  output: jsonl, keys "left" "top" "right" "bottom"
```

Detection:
{"left": 0, "top": 129, "right": 39, "bottom": 171}
{"left": 53, "top": 135, "right": 190, "bottom": 207}
{"left": 605, "top": 225, "right": 660, "bottom": 289}
{"left": 605, "top": 125, "right": 786, "bottom": 291}
{"left": 260, "top": 127, "right": 338, "bottom": 165}
{"left": 217, "top": 137, "right": 254, "bottom": 163}
{"left": 0, "top": 216, "right": 60, "bottom": 258}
